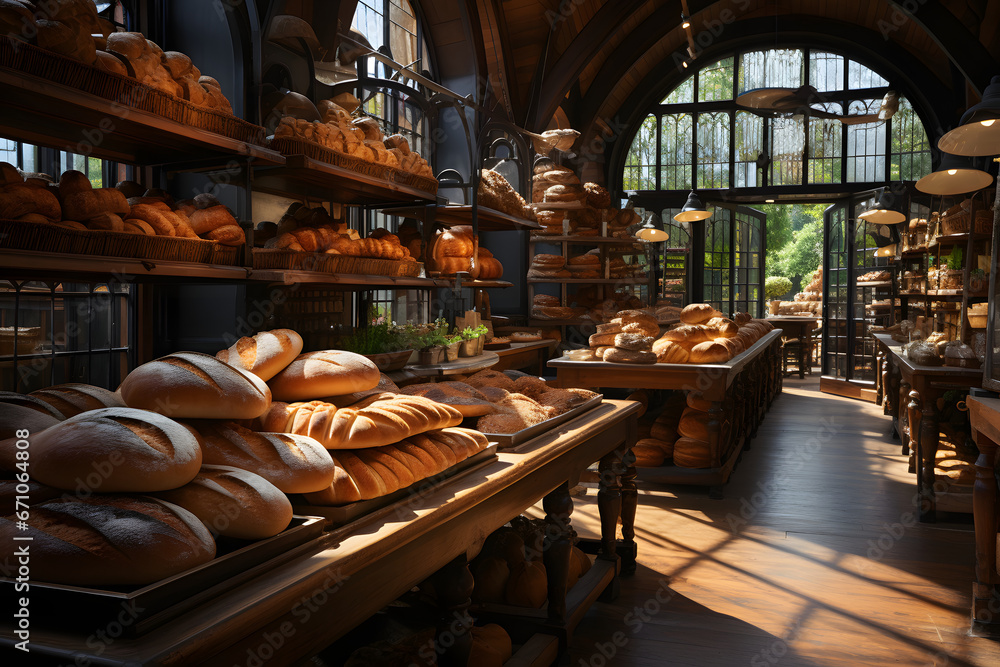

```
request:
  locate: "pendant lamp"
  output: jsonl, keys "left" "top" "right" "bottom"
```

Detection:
{"left": 915, "top": 153, "right": 994, "bottom": 195}
{"left": 636, "top": 214, "right": 669, "bottom": 242}
{"left": 673, "top": 191, "right": 712, "bottom": 222}
{"left": 938, "top": 76, "right": 1000, "bottom": 156}
{"left": 858, "top": 191, "right": 905, "bottom": 225}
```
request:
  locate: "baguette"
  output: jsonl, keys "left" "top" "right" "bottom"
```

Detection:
{"left": 216, "top": 329, "right": 303, "bottom": 381}
{"left": 29, "top": 383, "right": 125, "bottom": 418}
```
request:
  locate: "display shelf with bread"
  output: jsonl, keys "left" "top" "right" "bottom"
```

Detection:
{"left": 392, "top": 203, "right": 542, "bottom": 231}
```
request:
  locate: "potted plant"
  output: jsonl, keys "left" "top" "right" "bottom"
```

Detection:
{"left": 941, "top": 247, "right": 964, "bottom": 290}
{"left": 413, "top": 319, "right": 451, "bottom": 365}
{"left": 765, "top": 276, "right": 792, "bottom": 316}
{"left": 458, "top": 324, "right": 489, "bottom": 357}
{"left": 340, "top": 317, "right": 413, "bottom": 372}
{"left": 445, "top": 334, "right": 462, "bottom": 361}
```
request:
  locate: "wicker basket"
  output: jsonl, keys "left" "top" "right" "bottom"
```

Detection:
{"left": 974, "top": 209, "right": 994, "bottom": 235}
{"left": 0, "top": 327, "right": 42, "bottom": 356}
{"left": 940, "top": 212, "right": 970, "bottom": 236}
{"left": 252, "top": 248, "right": 422, "bottom": 277}
{"left": 252, "top": 249, "right": 332, "bottom": 271}
{"left": 0, "top": 219, "right": 78, "bottom": 253}
{"left": 939, "top": 269, "right": 964, "bottom": 290}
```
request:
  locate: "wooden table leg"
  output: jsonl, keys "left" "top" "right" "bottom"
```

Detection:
{"left": 619, "top": 448, "right": 638, "bottom": 575}
{"left": 972, "top": 433, "right": 1000, "bottom": 624}
{"left": 907, "top": 388, "right": 920, "bottom": 473}
{"left": 899, "top": 380, "right": 911, "bottom": 455}
{"left": 542, "top": 482, "right": 573, "bottom": 626}
{"left": 429, "top": 554, "right": 474, "bottom": 667}
{"left": 708, "top": 400, "right": 724, "bottom": 499}
{"left": 917, "top": 387, "right": 940, "bottom": 522}
{"left": 597, "top": 453, "right": 622, "bottom": 561}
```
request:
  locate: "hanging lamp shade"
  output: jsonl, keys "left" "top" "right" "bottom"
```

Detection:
{"left": 858, "top": 191, "right": 905, "bottom": 225}
{"left": 915, "top": 153, "right": 994, "bottom": 195}
{"left": 938, "top": 75, "right": 1000, "bottom": 156}
{"left": 874, "top": 244, "right": 898, "bottom": 258}
{"left": 636, "top": 214, "right": 669, "bottom": 242}
{"left": 673, "top": 191, "right": 712, "bottom": 221}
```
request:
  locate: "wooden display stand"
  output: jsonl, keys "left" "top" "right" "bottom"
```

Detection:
{"left": 548, "top": 329, "right": 783, "bottom": 497}
{"left": 966, "top": 396, "right": 1000, "bottom": 630}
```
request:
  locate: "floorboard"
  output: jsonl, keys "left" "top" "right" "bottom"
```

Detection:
{"left": 552, "top": 377, "right": 1000, "bottom": 667}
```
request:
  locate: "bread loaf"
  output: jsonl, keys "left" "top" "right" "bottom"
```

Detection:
{"left": 29, "top": 383, "right": 125, "bottom": 418}
{"left": 672, "top": 436, "right": 712, "bottom": 468}
{"left": 119, "top": 351, "right": 272, "bottom": 419}
{"left": 0, "top": 392, "right": 63, "bottom": 441}
{"left": 653, "top": 339, "right": 690, "bottom": 364}
{"left": 680, "top": 303, "right": 723, "bottom": 325}
{"left": 154, "top": 465, "right": 293, "bottom": 539}
{"left": 0, "top": 495, "right": 215, "bottom": 585}
{"left": 678, "top": 407, "right": 710, "bottom": 442}
{"left": 28, "top": 407, "right": 201, "bottom": 492}
{"left": 658, "top": 325, "right": 714, "bottom": 345}
{"left": 188, "top": 420, "right": 335, "bottom": 493}
{"left": 216, "top": 329, "right": 303, "bottom": 381}
{"left": 268, "top": 350, "right": 380, "bottom": 401}
{"left": 0, "top": 183, "right": 61, "bottom": 221}
{"left": 261, "top": 393, "right": 464, "bottom": 450}
{"left": 689, "top": 341, "right": 730, "bottom": 364}
{"left": 400, "top": 382, "right": 496, "bottom": 417}
{"left": 301, "top": 427, "right": 489, "bottom": 505}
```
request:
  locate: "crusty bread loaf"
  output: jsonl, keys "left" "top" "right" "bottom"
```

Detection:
{"left": 0, "top": 392, "right": 63, "bottom": 441}
{"left": 29, "top": 383, "right": 126, "bottom": 418}
{"left": 400, "top": 382, "right": 496, "bottom": 417}
{"left": 302, "top": 427, "right": 489, "bottom": 505}
{"left": 657, "top": 325, "right": 714, "bottom": 345}
{"left": 633, "top": 439, "right": 668, "bottom": 467}
{"left": 678, "top": 407, "right": 710, "bottom": 442}
{"left": 652, "top": 339, "right": 690, "bottom": 364}
{"left": 189, "top": 204, "right": 237, "bottom": 235}
{"left": 216, "top": 329, "right": 303, "bottom": 381}
{"left": 154, "top": 465, "right": 293, "bottom": 539}
{"left": 680, "top": 303, "right": 723, "bottom": 325}
{"left": 188, "top": 420, "right": 335, "bottom": 493}
{"left": 119, "top": 351, "right": 272, "bottom": 419}
{"left": 260, "top": 392, "right": 464, "bottom": 450}
{"left": 0, "top": 495, "right": 215, "bottom": 585}
{"left": 268, "top": 350, "right": 380, "bottom": 402}
{"left": 689, "top": 341, "right": 730, "bottom": 364}
{"left": 705, "top": 317, "right": 739, "bottom": 338}
{"left": 0, "top": 183, "right": 61, "bottom": 221}
{"left": 29, "top": 407, "right": 202, "bottom": 492}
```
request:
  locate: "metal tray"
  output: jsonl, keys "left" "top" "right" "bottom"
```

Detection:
{"left": 479, "top": 395, "right": 604, "bottom": 450}
{"left": 292, "top": 443, "right": 498, "bottom": 526}
{"left": 0, "top": 515, "right": 325, "bottom": 637}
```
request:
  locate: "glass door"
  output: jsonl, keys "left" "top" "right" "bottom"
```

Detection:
{"left": 823, "top": 201, "right": 850, "bottom": 380}
{"left": 702, "top": 203, "right": 766, "bottom": 318}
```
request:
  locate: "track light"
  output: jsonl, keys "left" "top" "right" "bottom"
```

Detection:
{"left": 681, "top": 12, "right": 690, "bottom": 29}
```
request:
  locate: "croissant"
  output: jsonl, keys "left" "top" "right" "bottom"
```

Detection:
{"left": 258, "top": 392, "right": 464, "bottom": 449}
{"left": 301, "top": 427, "right": 489, "bottom": 505}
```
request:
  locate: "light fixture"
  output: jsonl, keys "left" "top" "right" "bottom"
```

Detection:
{"left": 636, "top": 213, "right": 670, "bottom": 242}
{"left": 765, "top": 199, "right": 775, "bottom": 203}
{"left": 915, "top": 152, "right": 994, "bottom": 195}
{"left": 938, "top": 75, "right": 1000, "bottom": 156}
{"left": 681, "top": 12, "right": 690, "bottom": 29}
{"left": 858, "top": 190, "right": 906, "bottom": 225}
{"left": 682, "top": 61, "right": 689, "bottom": 69}
{"left": 875, "top": 244, "right": 898, "bottom": 258}
{"left": 673, "top": 191, "right": 712, "bottom": 221}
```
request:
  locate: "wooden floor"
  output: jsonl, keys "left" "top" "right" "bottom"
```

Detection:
{"left": 554, "top": 377, "right": 1000, "bottom": 667}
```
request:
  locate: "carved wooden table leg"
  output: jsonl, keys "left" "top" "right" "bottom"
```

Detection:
{"left": 886, "top": 358, "right": 900, "bottom": 438}
{"left": 708, "top": 400, "right": 725, "bottom": 500}
{"left": 429, "top": 554, "right": 474, "bottom": 667}
{"left": 619, "top": 447, "right": 638, "bottom": 575}
{"left": 973, "top": 432, "right": 1000, "bottom": 624}
{"left": 907, "top": 388, "right": 920, "bottom": 474}
{"left": 899, "top": 380, "right": 911, "bottom": 455}
{"left": 543, "top": 482, "right": 573, "bottom": 626}
{"left": 916, "top": 387, "right": 940, "bottom": 523}
{"left": 875, "top": 352, "right": 885, "bottom": 407}
{"left": 597, "top": 453, "right": 621, "bottom": 561}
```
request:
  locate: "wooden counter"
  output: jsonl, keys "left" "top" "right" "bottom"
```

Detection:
{"left": 492, "top": 339, "right": 559, "bottom": 375}
{"left": 965, "top": 395, "right": 1000, "bottom": 627}
{"left": 0, "top": 400, "right": 641, "bottom": 666}
{"left": 874, "top": 334, "right": 982, "bottom": 521}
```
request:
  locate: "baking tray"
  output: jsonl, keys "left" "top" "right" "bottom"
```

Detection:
{"left": 0, "top": 515, "right": 325, "bottom": 636}
{"left": 292, "top": 443, "right": 498, "bottom": 526}
{"left": 478, "top": 395, "right": 604, "bottom": 450}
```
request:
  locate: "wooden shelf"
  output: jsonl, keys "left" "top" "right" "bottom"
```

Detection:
{"left": 253, "top": 155, "right": 437, "bottom": 205}
{"left": 857, "top": 281, "right": 892, "bottom": 287}
{"left": 527, "top": 277, "right": 648, "bottom": 284}
{"left": 0, "top": 69, "right": 282, "bottom": 167}
{"left": 437, "top": 278, "right": 514, "bottom": 289}
{"left": 252, "top": 270, "right": 448, "bottom": 289}
{"left": 391, "top": 204, "right": 541, "bottom": 231}
{"left": 928, "top": 232, "right": 990, "bottom": 249}
{"left": 406, "top": 351, "right": 500, "bottom": 377}
{"left": 529, "top": 235, "right": 645, "bottom": 245}
{"left": 529, "top": 318, "right": 595, "bottom": 327}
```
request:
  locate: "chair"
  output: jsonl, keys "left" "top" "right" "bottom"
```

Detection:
{"left": 782, "top": 336, "right": 805, "bottom": 377}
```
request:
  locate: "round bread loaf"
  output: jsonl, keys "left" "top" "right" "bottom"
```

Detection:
{"left": 545, "top": 184, "right": 584, "bottom": 202}
{"left": 215, "top": 329, "right": 304, "bottom": 381}
{"left": 542, "top": 170, "right": 580, "bottom": 185}
{"left": 0, "top": 392, "right": 63, "bottom": 441}
{"left": 119, "top": 351, "right": 272, "bottom": 419}
{"left": 633, "top": 440, "right": 667, "bottom": 467}
{"left": 268, "top": 350, "right": 380, "bottom": 402}
{"left": 29, "top": 408, "right": 202, "bottom": 492}
{"left": 678, "top": 408, "right": 710, "bottom": 442}
{"left": 614, "top": 333, "right": 654, "bottom": 351}
{"left": 596, "top": 322, "right": 624, "bottom": 335}
{"left": 190, "top": 420, "right": 336, "bottom": 493}
{"left": 680, "top": 303, "right": 723, "bottom": 325}
{"left": 686, "top": 393, "right": 712, "bottom": 412}
{"left": 672, "top": 437, "right": 712, "bottom": 468}
{"left": 29, "top": 383, "right": 125, "bottom": 418}
{"left": 603, "top": 348, "right": 657, "bottom": 364}
{"left": 0, "top": 495, "right": 215, "bottom": 585}
{"left": 154, "top": 465, "right": 293, "bottom": 540}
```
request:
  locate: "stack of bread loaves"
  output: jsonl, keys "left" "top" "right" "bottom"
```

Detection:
{"left": 631, "top": 392, "right": 685, "bottom": 467}
{"left": 528, "top": 253, "right": 570, "bottom": 279}
{"left": 531, "top": 293, "right": 584, "bottom": 320}
{"left": 567, "top": 251, "right": 601, "bottom": 279}
{"left": 588, "top": 310, "right": 660, "bottom": 364}
{"left": 429, "top": 226, "right": 503, "bottom": 278}
{"left": 478, "top": 169, "right": 535, "bottom": 221}
{"left": 652, "top": 305, "right": 774, "bottom": 364}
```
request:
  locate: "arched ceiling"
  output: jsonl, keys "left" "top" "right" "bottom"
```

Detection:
{"left": 474, "top": 0, "right": 1000, "bottom": 163}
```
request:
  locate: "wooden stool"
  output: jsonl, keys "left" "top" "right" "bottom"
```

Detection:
{"left": 782, "top": 337, "right": 806, "bottom": 378}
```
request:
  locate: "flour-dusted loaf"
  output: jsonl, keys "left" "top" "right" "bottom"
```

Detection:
{"left": 0, "top": 392, "right": 63, "bottom": 441}
{"left": 260, "top": 393, "right": 464, "bottom": 449}
{"left": 268, "top": 350, "right": 380, "bottom": 402}
{"left": 154, "top": 465, "right": 293, "bottom": 540}
{"left": 29, "top": 383, "right": 126, "bottom": 418}
{"left": 29, "top": 407, "right": 202, "bottom": 492}
{"left": 119, "top": 351, "right": 272, "bottom": 419}
{"left": 400, "top": 382, "right": 496, "bottom": 417}
{"left": 189, "top": 420, "right": 335, "bottom": 493}
{"left": 216, "top": 329, "right": 303, "bottom": 381}
{"left": 0, "top": 495, "right": 216, "bottom": 585}
{"left": 302, "top": 427, "right": 489, "bottom": 505}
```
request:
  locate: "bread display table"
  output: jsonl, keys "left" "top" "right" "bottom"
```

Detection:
{"left": 492, "top": 339, "right": 560, "bottom": 375}
{"left": 0, "top": 400, "right": 641, "bottom": 665}
{"left": 874, "top": 334, "right": 982, "bottom": 521}
{"left": 966, "top": 396, "right": 1000, "bottom": 627}
{"left": 548, "top": 329, "right": 783, "bottom": 496}
{"left": 765, "top": 316, "right": 819, "bottom": 379}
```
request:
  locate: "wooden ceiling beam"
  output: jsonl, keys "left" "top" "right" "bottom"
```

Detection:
{"left": 528, "top": 0, "right": 651, "bottom": 130}
{"left": 475, "top": 0, "right": 518, "bottom": 119}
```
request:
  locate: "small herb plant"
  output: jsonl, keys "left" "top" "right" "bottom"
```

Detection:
{"left": 946, "top": 246, "right": 964, "bottom": 271}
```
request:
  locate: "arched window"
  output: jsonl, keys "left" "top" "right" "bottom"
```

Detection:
{"left": 620, "top": 48, "right": 931, "bottom": 192}
{"left": 352, "top": 0, "right": 432, "bottom": 87}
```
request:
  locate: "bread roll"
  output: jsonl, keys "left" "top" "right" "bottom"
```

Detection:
{"left": 705, "top": 317, "right": 739, "bottom": 338}
{"left": 268, "top": 350, "right": 380, "bottom": 402}
{"left": 154, "top": 465, "right": 293, "bottom": 540}
{"left": 189, "top": 420, "right": 335, "bottom": 493}
{"left": 216, "top": 329, "right": 303, "bottom": 381}
{"left": 680, "top": 303, "right": 723, "bottom": 325}
{"left": 29, "top": 383, "right": 126, "bottom": 417}
{"left": 0, "top": 495, "right": 215, "bottom": 585}
{"left": 653, "top": 339, "right": 691, "bottom": 364}
{"left": 119, "top": 351, "right": 272, "bottom": 419}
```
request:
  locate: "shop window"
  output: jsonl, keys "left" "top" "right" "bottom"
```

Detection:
{"left": 696, "top": 111, "right": 730, "bottom": 188}
{"left": 738, "top": 49, "right": 803, "bottom": 94}
{"left": 662, "top": 78, "right": 694, "bottom": 105}
{"left": 624, "top": 115, "right": 658, "bottom": 191}
{"left": 703, "top": 212, "right": 732, "bottom": 312}
{"left": 769, "top": 116, "right": 804, "bottom": 186}
{"left": 891, "top": 97, "right": 931, "bottom": 181}
{"left": 846, "top": 100, "right": 886, "bottom": 182}
{"left": 808, "top": 107, "right": 842, "bottom": 184}
{"left": 810, "top": 51, "right": 844, "bottom": 92}
{"left": 658, "top": 114, "right": 692, "bottom": 191}
{"left": 734, "top": 111, "right": 763, "bottom": 188}
{"left": 848, "top": 60, "right": 888, "bottom": 89}
{"left": 698, "top": 58, "right": 734, "bottom": 102}
{"left": 353, "top": 0, "right": 431, "bottom": 87}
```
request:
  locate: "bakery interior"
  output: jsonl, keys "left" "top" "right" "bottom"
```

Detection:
{"left": 4, "top": 0, "right": 1000, "bottom": 665}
